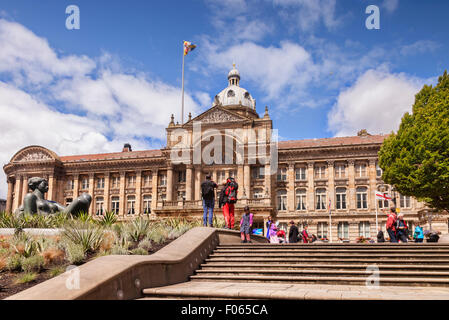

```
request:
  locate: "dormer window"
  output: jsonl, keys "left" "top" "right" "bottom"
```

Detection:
{"left": 227, "top": 90, "right": 235, "bottom": 97}
{"left": 244, "top": 92, "right": 250, "bottom": 99}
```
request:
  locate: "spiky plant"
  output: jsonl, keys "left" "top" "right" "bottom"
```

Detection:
{"left": 62, "top": 222, "right": 104, "bottom": 254}
{"left": 98, "top": 211, "right": 117, "bottom": 227}
{"left": 125, "top": 217, "right": 151, "bottom": 243}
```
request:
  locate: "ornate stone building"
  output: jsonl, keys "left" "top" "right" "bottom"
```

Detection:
{"left": 3, "top": 66, "right": 447, "bottom": 241}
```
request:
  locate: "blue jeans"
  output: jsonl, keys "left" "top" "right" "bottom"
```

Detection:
{"left": 202, "top": 198, "right": 215, "bottom": 226}
{"left": 387, "top": 229, "right": 398, "bottom": 243}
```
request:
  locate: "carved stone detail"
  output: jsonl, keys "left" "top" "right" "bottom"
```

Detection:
{"left": 198, "top": 109, "right": 242, "bottom": 123}
{"left": 17, "top": 152, "right": 52, "bottom": 162}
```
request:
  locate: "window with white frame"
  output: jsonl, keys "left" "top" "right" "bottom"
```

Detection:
{"left": 252, "top": 166, "right": 265, "bottom": 179}
{"left": 400, "top": 194, "right": 411, "bottom": 208}
{"left": 178, "top": 170, "right": 186, "bottom": 183}
{"left": 296, "top": 189, "right": 307, "bottom": 211}
{"left": 359, "top": 221, "right": 371, "bottom": 238}
{"left": 338, "top": 222, "right": 349, "bottom": 239}
{"left": 295, "top": 167, "right": 307, "bottom": 181}
{"left": 127, "top": 195, "right": 136, "bottom": 215}
{"left": 111, "top": 176, "right": 120, "bottom": 189}
{"left": 277, "top": 190, "right": 287, "bottom": 211}
{"left": 127, "top": 175, "right": 136, "bottom": 188}
{"left": 336, "top": 187, "right": 347, "bottom": 210}
{"left": 159, "top": 173, "right": 167, "bottom": 186}
{"left": 217, "top": 171, "right": 226, "bottom": 183}
{"left": 316, "top": 188, "right": 327, "bottom": 210}
{"left": 96, "top": 177, "right": 105, "bottom": 189}
{"left": 317, "top": 222, "right": 328, "bottom": 239}
{"left": 277, "top": 167, "right": 287, "bottom": 181}
{"left": 377, "top": 185, "right": 390, "bottom": 209}
{"left": 143, "top": 195, "right": 152, "bottom": 214}
{"left": 314, "top": 165, "right": 326, "bottom": 179}
{"left": 334, "top": 164, "right": 346, "bottom": 179}
{"left": 253, "top": 188, "right": 264, "bottom": 199}
{"left": 81, "top": 177, "right": 89, "bottom": 190}
{"left": 143, "top": 174, "right": 152, "bottom": 187}
{"left": 376, "top": 163, "right": 383, "bottom": 177}
{"left": 355, "top": 163, "right": 367, "bottom": 178}
{"left": 95, "top": 197, "right": 104, "bottom": 216}
{"left": 356, "top": 187, "right": 368, "bottom": 209}
{"left": 111, "top": 196, "right": 120, "bottom": 214}
{"left": 66, "top": 178, "right": 74, "bottom": 190}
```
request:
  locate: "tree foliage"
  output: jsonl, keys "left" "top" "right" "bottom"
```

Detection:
{"left": 379, "top": 71, "right": 449, "bottom": 212}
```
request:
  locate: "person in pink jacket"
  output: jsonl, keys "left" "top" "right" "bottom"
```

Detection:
{"left": 240, "top": 206, "right": 254, "bottom": 243}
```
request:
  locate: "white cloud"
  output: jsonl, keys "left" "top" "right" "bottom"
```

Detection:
{"left": 0, "top": 18, "right": 206, "bottom": 198}
{"left": 399, "top": 40, "right": 440, "bottom": 56}
{"left": 327, "top": 68, "right": 424, "bottom": 137}
{"left": 273, "top": 0, "right": 341, "bottom": 32}
{"left": 382, "top": 0, "right": 399, "bottom": 14}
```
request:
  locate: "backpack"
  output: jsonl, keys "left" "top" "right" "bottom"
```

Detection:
{"left": 201, "top": 181, "right": 215, "bottom": 200}
{"left": 225, "top": 177, "right": 238, "bottom": 204}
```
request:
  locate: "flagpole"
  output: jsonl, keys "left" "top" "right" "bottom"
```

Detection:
{"left": 375, "top": 193, "right": 379, "bottom": 232}
{"left": 181, "top": 46, "right": 185, "bottom": 125}
{"left": 329, "top": 200, "right": 332, "bottom": 243}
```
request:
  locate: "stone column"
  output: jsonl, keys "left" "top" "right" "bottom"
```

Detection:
{"left": 307, "top": 162, "right": 315, "bottom": 211}
{"left": 13, "top": 176, "right": 22, "bottom": 212}
{"left": 348, "top": 160, "right": 356, "bottom": 210}
{"left": 327, "top": 161, "right": 335, "bottom": 211}
{"left": 136, "top": 170, "right": 142, "bottom": 215}
{"left": 119, "top": 171, "right": 126, "bottom": 216}
{"left": 194, "top": 167, "right": 202, "bottom": 201}
{"left": 104, "top": 172, "right": 110, "bottom": 212}
{"left": 243, "top": 164, "right": 251, "bottom": 199}
{"left": 21, "top": 175, "right": 28, "bottom": 203}
{"left": 237, "top": 165, "right": 244, "bottom": 190}
{"left": 73, "top": 174, "right": 79, "bottom": 199}
{"left": 287, "top": 162, "right": 295, "bottom": 212}
{"left": 6, "top": 177, "right": 14, "bottom": 213}
{"left": 47, "top": 174, "right": 55, "bottom": 201}
{"left": 166, "top": 166, "right": 173, "bottom": 202}
{"left": 151, "top": 169, "right": 158, "bottom": 210}
{"left": 368, "top": 159, "right": 377, "bottom": 210}
{"left": 185, "top": 165, "right": 193, "bottom": 201}
{"left": 88, "top": 173, "right": 95, "bottom": 215}
{"left": 264, "top": 164, "right": 272, "bottom": 204}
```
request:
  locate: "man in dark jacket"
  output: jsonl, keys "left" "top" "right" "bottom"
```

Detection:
{"left": 377, "top": 227, "right": 385, "bottom": 243}
{"left": 201, "top": 175, "right": 217, "bottom": 227}
{"left": 288, "top": 221, "right": 299, "bottom": 243}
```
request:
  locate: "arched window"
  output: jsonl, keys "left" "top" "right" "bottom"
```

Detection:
{"left": 111, "top": 196, "right": 120, "bottom": 214}
{"left": 244, "top": 92, "right": 250, "bottom": 99}
{"left": 227, "top": 90, "right": 235, "bottom": 97}
{"left": 127, "top": 195, "right": 136, "bottom": 215}
{"left": 317, "top": 222, "right": 328, "bottom": 239}
{"left": 316, "top": 188, "right": 326, "bottom": 210}
{"left": 95, "top": 197, "right": 104, "bottom": 216}
{"left": 296, "top": 189, "right": 306, "bottom": 211}
{"left": 338, "top": 222, "right": 349, "bottom": 240}
{"left": 356, "top": 187, "right": 368, "bottom": 209}
{"left": 336, "top": 187, "right": 347, "bottom": 209}
{"left": 143, "top": 195, "right": 152, "bottom": 214}
{"left": 359, "top": 221, "right": 371, "bottom": 238}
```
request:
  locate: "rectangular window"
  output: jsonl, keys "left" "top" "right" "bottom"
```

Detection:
{"left": 400, "top": 194, "right": 411, "bottom": 208}
{"left": 317, "top": 222, "right": 328, "bottom": 239}
{"left": 296, "top": 189, "right": 306, "bottom": 211}
{"left": 277, "top": 168, "right": 287, "bottom": 181}
{"left": 316, "top": 189, "right": 326, "bottom": 210}
{"left": 359, "top": 222, "right": 371, "bottom": 238}
{"left": 253, "top": 188, "right": 264, "bottom": 199}
{"left": 127, "top": 175, "right": 136, "bottom": 188}
{"left": 66, "top": 179, "right": 74, "bottom": 190}
{"left": 111, "top": 176, "right": 120, "bottom": 189}
{"left": 159, "top": 174, "right": 167, "bottom": 186}
{"left": 356, "top": 187, "right": 368, "bottom": 209}
{"left": 143, "top": 195, "right": 152, "bottom": 214}
{"left": 336, "top": 188, "right": 347, "bottom": 209}
{"left": 127, "top": 196, "right": 136, "bottom": 215}
{"left": 338, "top": 222, "right": 349, "bottom": 239}
{"left": 314, "top": 166, "right": 326, "bottom": 179}
{"left": 277, "top": 191, "right": 287, "bottom": 211}
{"left": 178, "top": 170, "right": 186, "bottom": 183}
{"left": 252, "top": 167, "right": 265, "bottom": 179}
{"left": 295, "top": 167, "right": 307, "bottom": 181}
{"left": 111, "top": 197, "right": 120, "bottom": 214}
{"left": 143, "top": 174, "right": 152, "bottom": 187}
{"left": 96, "top": 177, "right": 105, "bottom": 189}
{"left": 355, "top": 164, "right": 367, "bottom": 178}
{"left": 95, "top": 197, "right": 104, "bottom": 216}
{"left": 376, "top": 163, "right": 383, "bottom": 177}
{"left": 335, "top": 165, "right": 346, "bottom": 179}
{"left": 81, "top": 178, "right": 89, "bottom": 190}
{"left": 217, "top": 171, "right": 226, "bottom": 183}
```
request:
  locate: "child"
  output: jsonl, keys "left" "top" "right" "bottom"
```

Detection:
{"left": 240, "top": 206, "right": 253, "bottom": 243}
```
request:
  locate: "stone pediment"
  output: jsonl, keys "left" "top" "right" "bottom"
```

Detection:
{"left": 187, "top": 107, "right": 248, "bottom": 125}
{"left": 10, "top": 146, "right": 60, "bottom": 163}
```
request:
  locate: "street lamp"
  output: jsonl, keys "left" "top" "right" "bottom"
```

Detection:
{"left": 391, "top": 186, "right": 397, "bottom": 208}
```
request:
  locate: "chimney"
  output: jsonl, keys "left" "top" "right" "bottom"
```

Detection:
{"left": 122, "top": 143, "right": 132, "bottom": 152}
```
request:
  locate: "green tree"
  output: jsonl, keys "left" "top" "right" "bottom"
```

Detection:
{"left": 379, "top": 71, "right": 449, "bottom": 212}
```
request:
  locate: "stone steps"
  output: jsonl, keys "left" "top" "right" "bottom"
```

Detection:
{"left": 205, "top": 258, "right": 449, "bottom": 264}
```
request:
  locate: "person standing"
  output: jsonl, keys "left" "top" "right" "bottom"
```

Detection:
{"left": 413, "top": 224, "right": 424, "bottom": 243}
{"left": 201, "top": 175, "right": 217, "bottom": 227}
{"left": 385, "top": 207, "right": 398, "bottom": 243}
{"left": 301, "top": 225, "right": 311, "bottom": 243}
{"left": 266, "top": 216, "right": 273, "bottom": 239}
{"left": 288, "top": 221, "right": 300, "bottom": 243}
{"left": 396, "top": 213, "right": 409, "bottom": 243}
{"left": 240, "top": 206, "right": 253, "bottom": 243}
{"left": 220, "top": 177, "right": 238, "bottom": 229}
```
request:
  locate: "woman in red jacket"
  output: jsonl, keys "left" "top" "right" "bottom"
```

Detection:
{"left": 384, "top": 207, "right": 398, "bottom": 243}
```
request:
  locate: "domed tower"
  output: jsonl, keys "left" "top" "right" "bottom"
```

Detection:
{"left": 214, "top": 64, "right": 259, "bottom": 118}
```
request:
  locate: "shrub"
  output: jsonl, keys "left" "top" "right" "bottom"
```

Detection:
{"left": 100, "top": 230, "right": 116, "bottom": 252}
{"left": 21, "top": 255, "right": 45, "bottom": 273}
{"left": 98, "top": 211, "right": 117, "bottom": 227}
{"left": 6, "top": 255, "right": 22, "bottom": 271}
{"left": 42, "top": 248, "right": 65, "bottom": 265}
{"left": 76, "top": 211, "right": 93, "bottom": 223}
{"left": 13, "top": 241, "right": 37, "bottom": 258}
{"left": 137, "top": 239, "right": 152, "bottom": 252}
{"left": 147, "top": 226, "right": 168, "bottom": 244}
{"left": 125, "top": 218, "right": 151, "bottom": 243}
{"left": 109, "top": 245, "right": 129, "bottom": 255}
{"left": 64, "top": 242, "right": 86, "bottom": 265}
{"left": 63, "top": 222, "right": 104, "bottom": 254}
{"left": 0, "top": 257, "right": 6, "bottom": 271}
{"left": 15, "top": 272, "right": 38, "bottom": 284}
{"left": 48, "top": 266, "right": 66, "bottom": 278}
{"left": 130, "top": 247, "right": 148, "bottom": 255}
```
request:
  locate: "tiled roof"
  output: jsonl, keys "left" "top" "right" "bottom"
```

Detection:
{"left": 278, "top": 134, "right": 387, "bottom": 150}
{"left": 60, "top": 149, "right": 163, "bottom": 162}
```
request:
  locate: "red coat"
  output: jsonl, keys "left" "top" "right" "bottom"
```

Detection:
{"left": 386, "top": 213, "right": 397, "bottom": 231}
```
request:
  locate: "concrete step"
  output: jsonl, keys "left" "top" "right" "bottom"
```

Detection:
{"left": 200, "top": 263, "right": 449, "bottom": 271}
{"left": 214, "top": 248, "right": 449, "bottom": 254}
{"left": 206, "top": 257, "right": 449, "bottom": 264}
{"left": 195, "top": 268, "right": 449, "bottom": 278}
{"left": 209, "top": 253, "right": 449, "bottom": 259}
{"left": 217, "top": 244, "right": 449, "bottom": 249}
{"left": 189, "top": 274, "right": 449, "bottom": 287}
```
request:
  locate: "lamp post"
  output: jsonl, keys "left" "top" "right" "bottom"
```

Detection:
{"left": 391, "top": 186, "right": 397, "bottom": 208}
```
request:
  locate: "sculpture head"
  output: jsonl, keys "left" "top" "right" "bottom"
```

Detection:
{"left": 28, "top": 177, "right": 48, "bottom": 193}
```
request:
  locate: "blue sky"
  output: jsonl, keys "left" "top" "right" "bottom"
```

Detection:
{"left": 0, "top": 0, "right": 448, "bottom": 197}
